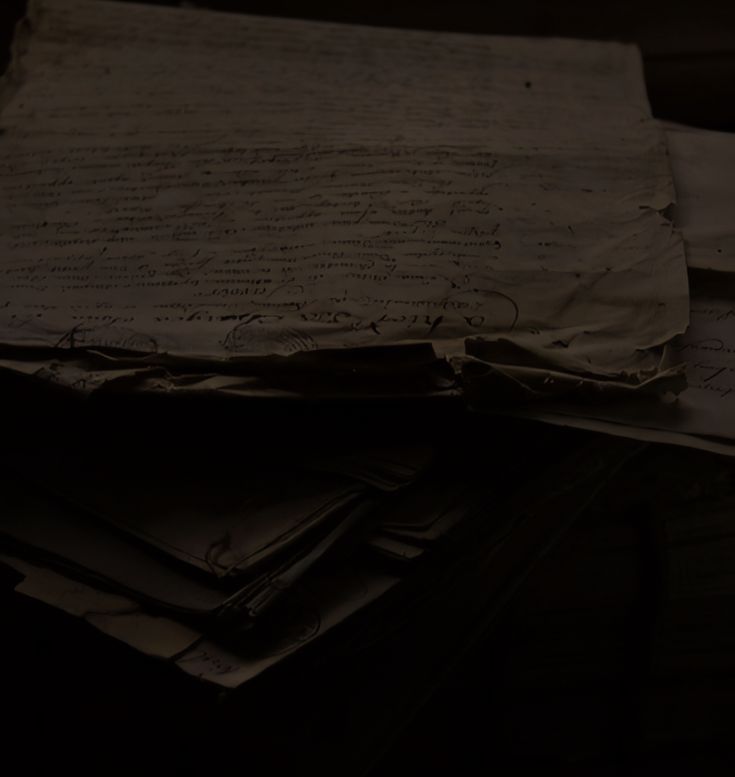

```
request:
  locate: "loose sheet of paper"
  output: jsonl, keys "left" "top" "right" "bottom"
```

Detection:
{"left": 510, "top": 125, "right": 735, "bottom": 454}
{"left": 0, "top": 0, "right": 687, "bottom": 385}
{"left": 665, "top": 123, "right": 735, "bottom": 274}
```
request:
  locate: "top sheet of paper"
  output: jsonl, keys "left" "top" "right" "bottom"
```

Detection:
{"left": 0, "top": 0, "right": 688, "bottom": 380}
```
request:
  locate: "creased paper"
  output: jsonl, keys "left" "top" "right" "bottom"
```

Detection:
{"left": 504, "top": 125, "right": 735, "bottom": 454}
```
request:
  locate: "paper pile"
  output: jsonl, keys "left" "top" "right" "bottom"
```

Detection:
{"left": 0, "top": 430, "right": 432, "bottom": 685}
{"left": 0, "top": 0, "right": 688, "bottom": 400}
{"left": 0, "top": 401, "right": 641, "bottom": 691}
{"left": 0, "top": 0, "right": 730, "bottom": 700}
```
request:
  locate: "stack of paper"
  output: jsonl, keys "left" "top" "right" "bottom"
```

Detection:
{"left": 0, "top": 0, "right": 730, "bottom": 709}
{"left": 0, "top": 406, "right": 639, "bottom": 693}
{"left": 0, "top": 0, "right": 689, "bottom": 401}
{"left": 0, "top": 435, "right": 426, "bottom": 684}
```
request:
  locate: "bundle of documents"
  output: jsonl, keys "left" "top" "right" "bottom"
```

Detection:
{"left": 0, "top": 0, "right": 733, "bottom": 732}
{"left": 0, "top": 402, "right": 638, "bottom": 692}
{"left": 1, "top": 0, "right": 689, "bottom": 401}
{"left": 0, "top": 435, "right": 434, "bottom": 685}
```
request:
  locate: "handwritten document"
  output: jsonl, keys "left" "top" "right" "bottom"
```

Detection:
{"left": 0, "top": 0, "right": 688, "bottom": 384}
{"left": 675, "top": 296, "right": 735, "bottom": 435}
